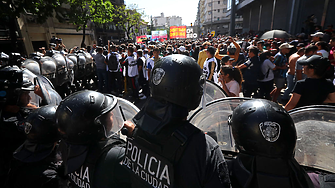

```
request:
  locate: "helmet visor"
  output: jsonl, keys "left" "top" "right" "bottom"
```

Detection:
{"left": 96, "top": 103, "right": 124, "bottom": 138}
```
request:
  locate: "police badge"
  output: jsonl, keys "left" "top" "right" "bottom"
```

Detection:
{"left": 259, "top": 121, "right": 281, "bottom": 142}
{"left": 152, "top": 68, "right": 165, "bottom": 86}
{"left": 24, "top": 122, "right": 32, "bottom": 134}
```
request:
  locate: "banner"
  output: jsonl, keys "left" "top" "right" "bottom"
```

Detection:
{"left": 159, "top": 30, "right": 167, "bottom": 39}
{"left": 151, "top": 30, "right": 167, "bottom": 39}
{"left": 151, "top": 31, "right": 159, "bottom": 39}
{"left": 186, "top": 27, "right": 198, "bottom": 39}
{"left": 170, "top": 26, "right": 187, "bottom": 39}
{"left": 211, "top": 30, "right": 215, "bottom": 37}
{"left": 136, "top": 35, "right": 147, "bottom": 44}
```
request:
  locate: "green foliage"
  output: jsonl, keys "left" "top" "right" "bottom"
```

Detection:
{"left": 64, "top": 0, "right": 115, "bottom": 31}
{"left": 0, "top": 0, "right": 66, "bottom": 23}
{"left": 114, "top": 4, "right": 143, "bottom": 39}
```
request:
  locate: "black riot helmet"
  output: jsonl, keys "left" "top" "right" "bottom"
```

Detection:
{"left": 0, "top": 66, "right": 34, "bottom": 106}
{"left": 229, "top": 99, "right": 297, "bottom": 158}
{"left": 150, "top": 54, "right": 205, "bottom": 110}
{"left": 56, "top": 90, "right": 121, "bottom": 145}
{"left": 23, "top": 105, "right": 60, "bottom": 143}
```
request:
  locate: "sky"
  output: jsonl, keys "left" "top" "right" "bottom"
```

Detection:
{"left": 124, "top": 0, "right": 198, "bottom": 26}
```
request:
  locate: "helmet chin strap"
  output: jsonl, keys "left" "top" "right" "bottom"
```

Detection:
{"left": 133, "top": 97, "right": 188, "bottom": 135}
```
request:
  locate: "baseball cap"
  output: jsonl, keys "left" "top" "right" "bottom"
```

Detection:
{"left": 279, "top": 43, "right": 294, "bottom": 50}
{"left": 311, "top": 32, "right": 324, "bottom": 38}
{"left": 178, "top": 46, "right": 186, "bottom": 52}
{"left": 298, "top": 55, "right": 330, "bottom": 69}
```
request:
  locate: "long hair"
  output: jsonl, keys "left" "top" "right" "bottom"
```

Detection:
{"left": 221, "top": 65, "right": 243, "bottom": 86}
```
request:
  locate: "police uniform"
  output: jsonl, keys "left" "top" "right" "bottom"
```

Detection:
{"left": 228, "top": 99, "right": 314, "bottom": 188}
{"left": 0, "top": 66, "right": 35, "bottom": 185}
{"left": 122, "top": 54, "right": 231, "bottom": 188}
{"left": 56, "top": 90, "right": 132, "bottom": 188}
{"left": 5, "top": 105, "right": 66, "bottom": 188}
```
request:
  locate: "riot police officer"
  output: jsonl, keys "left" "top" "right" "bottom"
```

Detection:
{"left": 122, "top": 54, "right": 231, "bottom": 188}
{"left": 6, "top": 105, "right": 65, "bottom": 188}
{"left": 228, "top": 99, "right": 314, "bottom": 188}
{"left": 0, "top": 66, "right": 36, "bottom": 185}
{"left": 56, "top": 90, "right": 131, "bottom": 188}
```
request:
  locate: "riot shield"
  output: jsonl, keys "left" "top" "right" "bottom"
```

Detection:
{"left": 188, "top": 80, "right": 228, "bottom": 120}
{"left": 103, "top": 97, "right": 140, "bottom": 140}
{"left": 22, "top": 69, "right": 62, "bottom": 106}
{"left": 189, "top": 97, "right": 251, "bottom": 152}
{"left": 288, "top": 105, "right": 335, "bottom": 173}
{"left": 35, "top": 75, "right": 62, "bottom": 105}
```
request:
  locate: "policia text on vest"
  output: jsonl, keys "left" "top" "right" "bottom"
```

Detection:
{"left": 122, "top": 138, "right": 174, "bottom": 188}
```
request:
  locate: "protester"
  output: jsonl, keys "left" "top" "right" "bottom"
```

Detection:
{"left": 258, "top": 51, "right": 276, "bottom": 100}
{"left": 238, "top": 46, "right": 261, "bottom": 97}
{"left": 271, "top": 43, "right": 293, "bottom": 102}
{"left": 285, "top": 55, "right": 335, "bottom": 111}
{"left": 219, "top": 65, "right": 243, "bottom": 97}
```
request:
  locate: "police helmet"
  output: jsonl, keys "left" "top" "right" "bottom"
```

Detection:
{"left": 23, "top": 105, "right": 60, "bottom": 143}
{"left": 56, "top": 90, "right": 122, "bottom": 145}
{"left": 229, "top": 99, "right": 297, "bottom": 158}
{"left": 150, "top": 54, "right": 205, "bottom": 110}
{"left": 0, "top": 66, "right": 34, "bottom": 106}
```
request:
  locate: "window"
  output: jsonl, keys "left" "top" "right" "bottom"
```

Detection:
{"left": 214, "top": 9, "right": 216, "bottom": 11}
{"left": 218, "top": 1, "right": 220, "bottom": 4}
{"left": 208, "top": 3, "right": 212, "bottom": 7}
{"left": 217, "top": 18, "right": 220, "bottom": 21}
{"left": 208, "top": 11, "right": 211, "bottom": 15}
{"left": 218, "top": 9, "right": 220, "bottom": 12}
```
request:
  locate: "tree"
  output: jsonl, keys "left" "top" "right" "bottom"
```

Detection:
{"left": 0, "top": 0, "right": 66, "bottom": 52}
{"left": 115, "top": 4, "right": 143, "bottom": 40}
{"left": 62, "top": 0, "right": 115, "bottom": 47}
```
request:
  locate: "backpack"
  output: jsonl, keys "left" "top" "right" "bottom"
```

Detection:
{"left": 245, "top": 57, "right": 265, "bottom": 81}
{"left": 107, "top": 53, "right": 118, "bottom": 71}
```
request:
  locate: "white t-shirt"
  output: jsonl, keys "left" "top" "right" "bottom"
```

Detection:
{"left": 138, "top": 56, "right": 147, "bottom": 80}
{"left": 125, "top": 55, "right": 138, "bottom": 77}
{"left": 203, "top": 57, "right": 218, "bottom": 84}
{"left": 259, "top": 59, "right": 276, "bottom": 82}
{"left": 225, "top": 79, "right": 240, "bottom": 97}
{"left": 318, "top": 49, "right": 329, "bottom": 58}
{"left": 146, "top": 58, "right": 155, "bottom": 81}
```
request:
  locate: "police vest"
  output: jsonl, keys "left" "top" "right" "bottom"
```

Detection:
{"left": 122, "top": 122, "right": 200, "bottom": 188}
{"left": 227, "top": 153, "right": 314, "bottom": 188}
{"left": 68, "top": 138, "right": 126, "bottom": 188}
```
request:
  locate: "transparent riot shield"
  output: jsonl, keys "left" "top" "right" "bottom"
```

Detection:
{"left": 112, "top": 97, "right": 140, "bottom": 140}
{"left": 22, "top": 69, "right": 40, "bottom": 108}
{"left": 189, "top": 97, "right": 251, "bottom": 152}
{"left": 288, "top": 105, "right": 335, "bottom": 173}
{"left": 35, "top": 75, "right": 62, "bottom": 105}
{"left": 22, "top": 68, "right": 62, "bottom": 106}
{"left": 188, "top": 80, "right": 228, "bottom": 120}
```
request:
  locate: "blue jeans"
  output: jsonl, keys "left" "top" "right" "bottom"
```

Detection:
{"left": 282, "top": 73, "right": 295, "bottom": 100}
{"left": 96, "top": 69, "right": 108, "bottom": 92}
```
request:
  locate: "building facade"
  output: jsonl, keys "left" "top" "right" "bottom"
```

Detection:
{"left": 198, "top": 0, "right": 243, "bottom": 37}
{"left": 234, "top": 0, "right": 334, "bottom": 35}
{"left": 153, "top": 13, "right": 183, "bottom": 27}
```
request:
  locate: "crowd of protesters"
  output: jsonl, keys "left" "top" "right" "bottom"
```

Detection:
{"left": 81, "top": 25, "right": 335, "bottom": 110}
